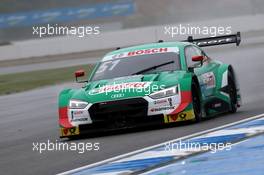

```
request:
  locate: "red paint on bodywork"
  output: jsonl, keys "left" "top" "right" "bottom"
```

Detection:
{"left": 170, "top": 91, "right": 192, "bottom": 115}
{"left": 59, "top": 107, "right": 72, "bottom": 128}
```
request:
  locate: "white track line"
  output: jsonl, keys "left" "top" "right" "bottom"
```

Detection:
{"left": 141, "top": 138, "right": 251, "bottom": 175}
{"left": 59, "top": 113, "right": 264, "bottom": 175}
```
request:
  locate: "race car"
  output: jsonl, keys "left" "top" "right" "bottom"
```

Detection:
{"left": 58, "top": 32, "right": 242, "bottom": 138}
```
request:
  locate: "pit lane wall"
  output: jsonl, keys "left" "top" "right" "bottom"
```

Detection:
{"left": 1, "top": 14, "right": 264, "bottom": 61}
{"left": 59, "top": 114, "right": 264, "bottom": 175}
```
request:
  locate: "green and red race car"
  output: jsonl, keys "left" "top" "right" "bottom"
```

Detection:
{"left": 58, "top": 33, "right": 241, "bottom": 138}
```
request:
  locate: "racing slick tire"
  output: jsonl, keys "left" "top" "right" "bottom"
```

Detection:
{"left": 191, "top": 81, "right": 202, "bottom": 122}
{"left": 228, "top": 71, "right": 238, "bottom": 113}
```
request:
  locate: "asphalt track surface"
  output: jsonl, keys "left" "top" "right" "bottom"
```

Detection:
{"left": 0, "top": 37, "right": 264, "bottom": 175}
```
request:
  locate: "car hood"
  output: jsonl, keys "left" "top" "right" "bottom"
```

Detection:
{"left": 71, "top": 71, "right": 186, "bottom": 103}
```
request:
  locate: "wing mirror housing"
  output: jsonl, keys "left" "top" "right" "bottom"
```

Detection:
{"left": 192, "top": 55, "right": 204, "bottom": 62}
{"left": 188, "top": 55, "right": 204, "bottom": 72}
{"left": 75, "top": 70, "right": 85, "bottom": 77}
{"left": 74, "top": 69, "right": 87, "bottom": 83}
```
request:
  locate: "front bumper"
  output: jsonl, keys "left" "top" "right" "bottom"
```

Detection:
{"left": 59, "top": 92, "right": 194, "bottom": 137}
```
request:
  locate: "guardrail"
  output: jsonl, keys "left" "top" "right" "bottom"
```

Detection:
{"left": 0, "top": 14, "right": 264, "bottom": 61}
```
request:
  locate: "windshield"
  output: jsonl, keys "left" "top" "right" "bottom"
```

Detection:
{"left": 91, "top": 52, "right": 180, "bottom": 81}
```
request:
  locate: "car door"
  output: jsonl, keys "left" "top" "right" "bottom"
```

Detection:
{"left": 185, "top": 45, "right": 219, "bottom": 98}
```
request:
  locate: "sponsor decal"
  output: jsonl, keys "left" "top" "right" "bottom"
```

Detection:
{"left": 71, "top": 118, "right": 89, "bottom": 122}
{"left": 194, "top": 38, "right": 234, "bottom": 46}
{"left": 70, "top": 110, "right": 89, "bottom": 122}
{"left": 153, "top": 98, "right": 173, "bottom": 106}
{"left": 150, "top": 106, "right": 175, "bottom": 112}
{"left": 164, "top": 110, "right": 195, "bottom": 123}
{"left": 72, "top": 111, "right": 83, "bottom": 115}
{"left": 89, "top": 82, "right": 151, "bottom": 95}
{"left": 112, "top": 48, "right": 168, "bottom": 59}
{"left": 60, "top": 127, "right": 80, "bottom": 137}
{"left": 102, "top": 47, "right": 179, "bottom": 61}
{"left": 201, "top": 72, "right": 215, "bottom": 89}
{"left": 153, "top": 99, "right": 168, "bottom": 105}
{"left": 179, "top": 112, "right": 187, "bottom": 119}
{"left": 127, "top": 48, "right": 168, "bottom": 57}
{"left": 148, "top": 96, "right": 181, "bottom": 116}
{"left": 170, "top": 114, "right": 178, "bottom": 121}
{"left": 168, "top": 98, "right": 173, "bottom": 106}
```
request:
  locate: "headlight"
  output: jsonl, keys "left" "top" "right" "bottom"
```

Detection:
{"left": 149, "top": 86, "right": 179, "bottom": 99}
{"left": 69, "top": 99, "right": 88, "bottom": 109}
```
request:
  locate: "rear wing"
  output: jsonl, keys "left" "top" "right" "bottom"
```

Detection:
{"left": 184, "top": 32, "right": 241, "bottom": 47}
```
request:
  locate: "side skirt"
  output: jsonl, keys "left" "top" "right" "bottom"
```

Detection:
{"left": 204, "top": 97, "right": 230, "bottom": 117}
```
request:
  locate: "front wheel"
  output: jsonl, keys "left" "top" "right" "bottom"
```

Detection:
{"left": 192, "top": 82, "right": 202, "bottom": 122}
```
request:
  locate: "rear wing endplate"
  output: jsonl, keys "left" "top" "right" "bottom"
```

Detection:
{"left": 184, "top": 32, "right": 241, "bottom": 47}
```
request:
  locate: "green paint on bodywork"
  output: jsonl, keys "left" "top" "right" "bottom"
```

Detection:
{"left": 59, "top": 70, "right": 193, "bottom": 106}
{"left": 59, "top": 41, "right": 236, "bottom": 118}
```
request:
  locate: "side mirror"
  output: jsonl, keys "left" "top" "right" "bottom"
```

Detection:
{"left": 75, "top": 69, "right": 85, "bottom": 78}
{"left": 74, "top": 70, "right": 87, "bottom": 83}
{"left": 188, "top": 55, "right": 204, "bottom": 72}
{"left": 192, "top": 55, "right": 204, "bottom": 62}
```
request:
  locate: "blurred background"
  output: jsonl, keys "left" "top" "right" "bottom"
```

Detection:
{"left": 0, "top": 0, "right": 264, "bottom": 94}
{"left": 1, "top": 0, "right": 264, "bottom": 42}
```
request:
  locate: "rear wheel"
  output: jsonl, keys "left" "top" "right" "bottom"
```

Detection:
{"left": 191, "top": 82, "right": 202, "bottom": 122}
{"left": 228, "top": 72, "right": 237, "bottom": 113}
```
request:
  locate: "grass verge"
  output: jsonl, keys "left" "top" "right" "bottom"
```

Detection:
{"left": 0, "top": 64, "right": 94, "bottom": 95}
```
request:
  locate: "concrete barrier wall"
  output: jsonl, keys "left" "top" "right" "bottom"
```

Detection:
{"left": 0, "top": 14, "right": 264, "bottom": 61}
